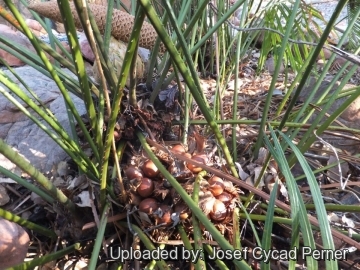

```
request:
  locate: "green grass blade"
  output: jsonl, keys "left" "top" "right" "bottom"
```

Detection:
{"left": 260, "top": 179, "right": 278, "bottom": 270}
{"left": 4, "top": 0, "right": 101, "bottom": 164}
{"left": 278, "top": 0, "right": 348, "bottom": 132}
{"left": 263, "top": 126, "right": 317, "bottom": 269}
{"left": 103, "top": 0, "right": 114, "bottom": 53}
{"left": 192, "top": 171, "right": 207, "bottom": 269}
{"left": 88, "top": 202, "right": 109, "bottom": 270}
{"left": 254, "top": 0, "right": 301, "bottom": 157}
{"left": 10, "top": 243, "right": 80, "bottom": 270}
{"left": 0, "top": 72, "right": 98, "bottom": 179}
{"left": 100, "top": 5, "right": 147, "bottom": 206}
{"left": 0, "top": 166, "right": 54, "bottom": 204}
{"left": 57, "top": 0, "right": 102, "bottom": 161}
{"left": 0, "top": 208, "right": 57, "bottom": 238}
{"left": 278, "top": 130, "right": 338, "bottom": 270}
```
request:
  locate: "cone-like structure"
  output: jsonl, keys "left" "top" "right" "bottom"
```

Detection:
{"left": 28, "top": 1, "right": 164, "bottom": 51}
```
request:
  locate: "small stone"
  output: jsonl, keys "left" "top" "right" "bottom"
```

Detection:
{"left": 56, "top": 161, "right": 68, "bottom": 177}
{"left": 0, "top": 218, "right": 29, "bottom": 269}
{"left": 31, "top": 192, "right": 47, "bottom": 205}
{"left": 265, "top": 56, "right": 284, "bottom": 75}
{"left": 0, "top": 184, "right": 9, "bottom": 206}
{"left": 21, "top": 211, "right": 32, "bottom": 220}
{"left": 79, "top": 34, "right": 94, "bottom": 62}
{"left": 25, "top": 18, "right": 46, "bottom": 36}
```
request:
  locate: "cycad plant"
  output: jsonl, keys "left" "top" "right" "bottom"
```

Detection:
{"left": 347, "top": 0, "right": 360, "bottom": 49}
{"left": 1, "top": 0, "right": 360, "bottom": 269}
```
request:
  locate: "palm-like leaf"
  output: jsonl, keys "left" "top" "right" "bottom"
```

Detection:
{"left": 249, "top": 0, "right": 331, "bottom": 72}
{"left": 347, "top": 0, "right": 360, "bottom": 49}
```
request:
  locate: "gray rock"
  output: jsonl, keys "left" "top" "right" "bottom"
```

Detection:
{"left": 0, "top": 66, "right": 86, "bottom": 174}
{"left": 0, "top": 184, "right": 9, "bottom": 205}
{"left": 265, "top": 56, "right": 285, "bottom": 75}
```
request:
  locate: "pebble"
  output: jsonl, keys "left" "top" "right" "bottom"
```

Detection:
{"left": 0, "top": 184, "right": 9, "bottom": 206}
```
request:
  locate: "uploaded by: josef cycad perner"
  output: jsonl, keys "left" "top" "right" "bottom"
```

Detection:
{"left": 109, "top": 246, "right": 350, "bottom": 263}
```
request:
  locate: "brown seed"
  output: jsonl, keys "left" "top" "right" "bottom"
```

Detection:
{"left": 142, "top": 159, "right": 159, "bottom": 178}
{"left": 137, "top": 178, "right": 154, "bottom": 198}
{"left": 187, "top": 154, "right": 207, "bottom": 173}
{"left": 138, "top": 198, "right": 158, "bottom": 214}
{"left": 210, "top": 199, "right": 227, "bottom": 222}
{"left": 113, "top": 130, "right": 121, "bottom": 140}
{"left": 171, "top": 144, "right": 186, "bottom": 154}
{"left": 216, "top": 191, "right": 233, "bottom": 205}
{"left": 208, "top": 176, "right": 225, "bottom": 196}
{"left": 124, "top": 166, "right": 143, "bottom": 180}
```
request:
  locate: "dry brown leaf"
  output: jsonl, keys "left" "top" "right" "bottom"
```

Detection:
{"left": 193, "top": 131, "right": 206, "bottom": 153}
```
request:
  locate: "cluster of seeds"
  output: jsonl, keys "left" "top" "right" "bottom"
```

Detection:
{"left": 124, "top": 144, "right": 240, "bottom": 232}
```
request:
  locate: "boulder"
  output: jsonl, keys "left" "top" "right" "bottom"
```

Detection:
{"left": 0, "top": 66, "right": 86, "bottom": 174}
{"left": 0, "top": 24, "right": 35, "bottom": 66}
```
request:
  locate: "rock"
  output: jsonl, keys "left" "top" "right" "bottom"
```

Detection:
{"left": 52, "top": 21, "right": 66, "bottom": 33}
{"left": 0, "top": 184, "right": 9, "bottom": 205}
{"left": 79, "top": 34, "right": 94, "bottom": 62}
{"left": 25, "top": 19, "right": 46, "bottom": 36}
{"left": 92, "top": 36, "right": 144, "bottom": 86}
{"left": 0, "top": 0, "right": 36, "bottom": 26}
{"left": 31, "top": 192, "right": 47, "bottom": 205}
{"left": 0, "top": 218, "right": 30, "bottom": 269}
{"left": 0, "top": 66, "right": 86, "bottom": 173}
{"left": 0, "top": 150, "right": 28, "bottom": 176}
{"left": 253, "top": 52, "right": 260, "bottom": 58}
{"left": 0, "top": 24, "right": 36, "bottom": 66}
{"left": 0, "top": 23, "right": 72, "bottom": 67}
{"left": 265, "top": 56, "right": 284, "bottom": 75}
